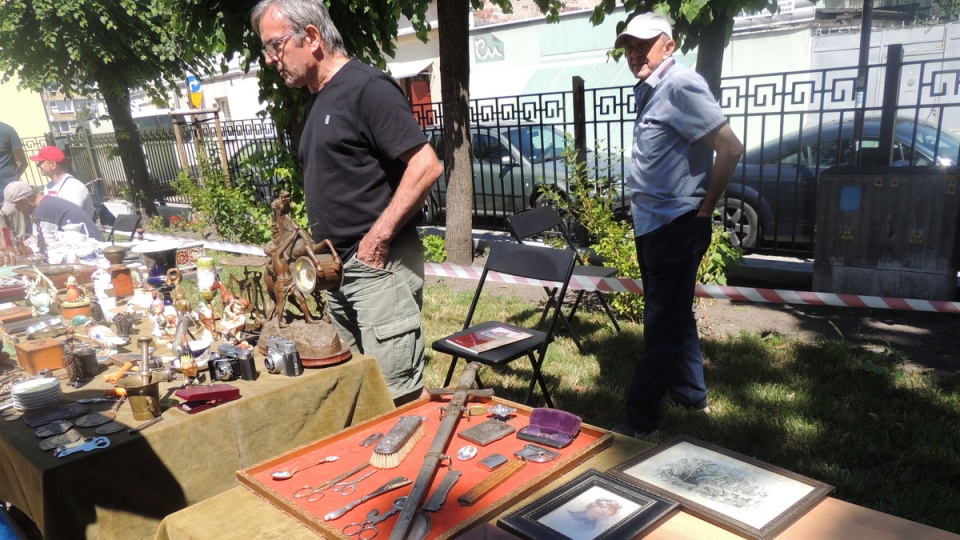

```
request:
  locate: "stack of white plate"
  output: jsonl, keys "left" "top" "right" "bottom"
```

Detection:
{"left": 11, "top": 378, "right": 63, "bottom": 411}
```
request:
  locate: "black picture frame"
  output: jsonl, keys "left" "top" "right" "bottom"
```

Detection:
{"left": 608, "top": 435, "right": 834, "bottom": 539}
{"left": 498, "top": 468, "right": 678, "bottom": 540}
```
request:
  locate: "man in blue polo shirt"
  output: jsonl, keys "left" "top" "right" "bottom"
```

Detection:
{"left": 612, "top": 13, "right": 744, "bottom": 439}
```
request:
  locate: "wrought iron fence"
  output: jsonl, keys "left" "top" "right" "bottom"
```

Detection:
{"left": 26, "top": 46, "right": 960, "bottom": 257}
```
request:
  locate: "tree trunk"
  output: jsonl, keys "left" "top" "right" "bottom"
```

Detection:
{"left": 98, "top": 80, "right": 159, "bottom": 218}
{"left": 695, "top": 13, "right": 730, "bottom": 101}
{"left": 438, "top": 0, "right": 475, "bottom": 265}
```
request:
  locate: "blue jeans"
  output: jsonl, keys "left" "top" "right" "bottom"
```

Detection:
{"left": 624, "top": 210, "right": 712, "bottom": 432}
{"left": 326, "top": 228, "right": 425, "bottom": 402}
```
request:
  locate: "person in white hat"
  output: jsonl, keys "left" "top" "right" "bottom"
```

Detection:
{"left": 612, "top": 13, "right": 744, "bottom": 440}
{"left": 30, "top": 145, "right": 95, "bottom": 218}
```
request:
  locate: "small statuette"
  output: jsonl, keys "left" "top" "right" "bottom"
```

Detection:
{"left": 456, "top": 445, "right": 478, "bottom": 461}
{"left": 488, "top": 404, "right": 516, "bottom": 421}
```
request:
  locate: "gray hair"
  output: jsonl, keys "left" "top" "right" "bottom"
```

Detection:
{"left": 251, "top": 0, "right": 347, "bottom": 56}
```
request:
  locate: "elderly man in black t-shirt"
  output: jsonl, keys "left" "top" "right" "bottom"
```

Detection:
{"left": 2, "top": 181, "right": 105, "bottom": 242}
{"left": 251, "top": 0, "right": 442, "bottom": 406}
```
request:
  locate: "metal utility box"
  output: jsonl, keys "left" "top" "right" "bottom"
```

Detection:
{"left": 813, "top": 167, "right": 960, "bottom": 301}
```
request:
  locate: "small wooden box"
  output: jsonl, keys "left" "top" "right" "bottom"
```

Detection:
{"left": 0, "top": 306, "right": 32, "bottom": 325}
{"left": 14, "top": 338, "right": 64, "bottom": 375}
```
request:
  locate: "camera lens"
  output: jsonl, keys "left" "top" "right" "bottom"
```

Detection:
{"left": 264, "top": 351, "right": 282, "bottom": 374}
{"left": 215, "top": 362, "right": 234, "bottom": 380}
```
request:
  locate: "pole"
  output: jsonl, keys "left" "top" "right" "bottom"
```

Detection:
{"left": 851, "top": 0, "right": 874, "bottom": 166}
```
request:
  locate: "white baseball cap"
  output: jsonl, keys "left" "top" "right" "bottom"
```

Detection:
{"left": 615, "top": 12, "right": 674, "bottom": 48}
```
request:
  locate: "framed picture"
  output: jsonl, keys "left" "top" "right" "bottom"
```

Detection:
{"left": 608, "top": 435, "right": 834, "bottom": 539}
{"left": 499, "top": 468, "right": 678, "bottom": 540}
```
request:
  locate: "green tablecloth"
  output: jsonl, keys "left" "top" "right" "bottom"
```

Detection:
{"left": 0, "top": 353, "right": 394, "bottom": 539}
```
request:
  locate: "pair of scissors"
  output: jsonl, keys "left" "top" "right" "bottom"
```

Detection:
{"left": 342, "top": 496, "right": 406, "bottom": 539}
{"left": 294, "top": 463, "right": 371, "bottom": 502}
{"left": 331, "top": 470, "right": 376, "bottom": 496}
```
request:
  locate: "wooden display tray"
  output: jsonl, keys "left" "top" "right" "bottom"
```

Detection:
{"left": 238, "top": 396, "right": 612, "bottom": 539}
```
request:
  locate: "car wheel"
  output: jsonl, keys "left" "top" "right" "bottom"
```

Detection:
{"left": 422, "top": 192, "right": 441, "bottom": 224}
{"left": 714, "top": 198, "right": 758, "bottom": 249}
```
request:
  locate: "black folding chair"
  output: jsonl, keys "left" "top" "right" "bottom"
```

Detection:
{"left": 506, "top": 206, "right": 621, "bottom": 353}
{"left": 107, "top": 213, "right": 141, "bottom": 242}
{"left": 431, "top": 241, "right": 577, "bottom": 407}
{"left": 88, "top": 178, "right": 116, "bottom": 227}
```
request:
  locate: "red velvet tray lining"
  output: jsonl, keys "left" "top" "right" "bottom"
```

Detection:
{"left": 238, "top": 397, "right": 612, "bottom": 539}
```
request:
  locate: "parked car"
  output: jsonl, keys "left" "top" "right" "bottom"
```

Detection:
{"left": 423, "top": 123, "right": 627, "bottom": 222}
{"left": 718, "top": 117, "right": 960, "bottom": 248}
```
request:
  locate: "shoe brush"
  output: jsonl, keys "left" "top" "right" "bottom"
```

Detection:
{"left": 370, "top": 415, "right": 425, "bottom": 469}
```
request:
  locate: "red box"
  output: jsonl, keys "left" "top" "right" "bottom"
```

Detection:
{"left": 175, "top": 383, "right": 241, "bottom": 402}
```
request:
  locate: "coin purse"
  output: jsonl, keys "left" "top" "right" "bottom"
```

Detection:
{"left": 515, "top": 408, "right": 581, "bottom": 449}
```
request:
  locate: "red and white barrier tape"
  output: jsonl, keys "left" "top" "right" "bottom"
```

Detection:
{"left": 127, "top": 233, "right": 960, "bottom": 314}
{"left": 426, "top": 262, "right": 960, "bottom": 314}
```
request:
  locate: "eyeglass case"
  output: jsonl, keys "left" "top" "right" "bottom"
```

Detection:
{"left": 516, "top": 408, "right": 581, "bottom": 449}
{"left": 174, "top": 383, "right": 240, "bottom": 414}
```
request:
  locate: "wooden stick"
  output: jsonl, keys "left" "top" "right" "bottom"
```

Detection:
{"left": 457, "top": 459, "right": 526, "bottom": 506}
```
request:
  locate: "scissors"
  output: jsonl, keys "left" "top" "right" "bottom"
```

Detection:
{"left": 331, "top": 470, "right": 376, "bottom": 496}
{"left": 342, "top": 496, "right": 406, "bottom": 539}
{"left": 294, "top": 463, "right": 371, "bottom": 502}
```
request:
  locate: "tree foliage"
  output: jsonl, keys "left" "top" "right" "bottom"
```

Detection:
{"left": 170, "top": 0, "right": 437, "bottom": 144}
{"left": 0, "top": 0, "right": 209, "bottom": 216}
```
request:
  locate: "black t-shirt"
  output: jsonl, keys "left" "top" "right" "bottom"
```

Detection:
{"left": 299, "top": 58, "right": 427, "bottom": 259}
{"left": 33, "top": 196, "right": 105, "bottom": 241}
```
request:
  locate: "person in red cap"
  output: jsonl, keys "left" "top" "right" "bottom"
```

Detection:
{"left": 30, "top": 146, "right": 95, "bottom": 218}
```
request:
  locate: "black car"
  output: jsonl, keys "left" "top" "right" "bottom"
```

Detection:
{"left": 717, "top": 117, "right": 960, "bottom": 248}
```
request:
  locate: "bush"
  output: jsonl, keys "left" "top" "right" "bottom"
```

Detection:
{"left": 172, "top": 156, "right": 271, "bottom": 245}
{"left": 421, "top": 233, "right": 446, "bottom": 263}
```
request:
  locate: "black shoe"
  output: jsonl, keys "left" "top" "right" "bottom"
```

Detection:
{"left": 610, "top": 423, "right": 658, "bottom": 440}
{"left": 663, "top": 391, "right": 710, "bottom": 413}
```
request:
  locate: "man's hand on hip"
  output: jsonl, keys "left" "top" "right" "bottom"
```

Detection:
{"left": 357, "top": 234, "right": 389, "bottom": 269}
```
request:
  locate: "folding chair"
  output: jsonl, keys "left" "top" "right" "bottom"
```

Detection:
{"left": 432, "top": 241, "right": 577, "bottom": 407}
{"left": 107, "top": 213, "right": 141, "bottom": 242}
{"left": 506, "top": 206, "right": 621, "bottom": 353}
{"left": 88, "top": 178, "right": 116, "bottom": 227}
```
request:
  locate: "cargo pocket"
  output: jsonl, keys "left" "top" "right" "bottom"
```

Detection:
{"left": 370, "top": 311, "right": 423, "bottom": 388}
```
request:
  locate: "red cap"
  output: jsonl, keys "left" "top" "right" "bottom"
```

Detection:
{"left": 29, "top": 146, "right": 66, "bottom": 163}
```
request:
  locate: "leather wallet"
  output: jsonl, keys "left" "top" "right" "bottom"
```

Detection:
{"left": 457, "top": 419, "right": 516, "bottom": 446}
{"left": 516, "top": 408, "right": 581, "bottom": 449}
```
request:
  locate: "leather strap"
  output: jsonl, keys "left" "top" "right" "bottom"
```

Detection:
{"left": 423, "top": 469, "right": 462, "bottom": 512}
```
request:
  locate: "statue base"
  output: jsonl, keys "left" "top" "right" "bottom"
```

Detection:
{"left": 256, "top": 318, "right": 352, "bottom": 367}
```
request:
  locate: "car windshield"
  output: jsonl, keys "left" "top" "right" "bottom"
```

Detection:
{"left": 505, "top": 125, "right": 566, "bottom": 163}
{"left": 910, "top": 123, "right": 960, "bottom": 165}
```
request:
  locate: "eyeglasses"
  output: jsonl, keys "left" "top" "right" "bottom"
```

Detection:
{"left": 261, "top": 30, "right": 298, "bottom": 59}
{"left": 35, "top": 161, "right": 49, "bottom": 168}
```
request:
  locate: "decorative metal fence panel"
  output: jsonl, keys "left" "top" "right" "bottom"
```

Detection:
{"left": 35, "top": 49, "right": 960, "bottom": 257}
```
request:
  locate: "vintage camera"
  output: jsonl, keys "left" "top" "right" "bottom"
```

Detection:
{"left": 210, "top": 344, "right": 257, "bottom": 382}
{"left": 264, "top": 337, "right": 303, "bottom": 377}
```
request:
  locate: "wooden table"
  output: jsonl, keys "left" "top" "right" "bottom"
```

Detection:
{"left": 0, "top": 352, "right": 394, "bottom": 539}
{"left": 156, "top": 433, "right": 960, "bottom": 540}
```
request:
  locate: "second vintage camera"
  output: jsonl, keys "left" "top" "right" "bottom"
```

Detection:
{"left": 264, "top": 337, "right": 303, "bottom": 377}
{"left": 210, "top": 344, "right": 256, "bottom": 382}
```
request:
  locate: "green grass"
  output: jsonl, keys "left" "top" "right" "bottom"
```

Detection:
{"left": 421, "top": 282, "right": 960, "bottom": 534}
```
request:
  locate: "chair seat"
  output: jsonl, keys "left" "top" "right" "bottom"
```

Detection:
{"left": 432, "top": 321, "right": 548, "bottom": 366}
